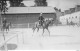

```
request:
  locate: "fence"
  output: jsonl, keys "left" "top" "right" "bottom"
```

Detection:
{"left": 11, "top": 23, "right": 35, "bottom": 28}
{"left": 0, "top": 23, "right": 35, "bottom": 29}
{"left": 0, "top": 22, "right": 63, "bottom": 29}
{"left": 0, "top": 21, "right": 74, "bottom": 29}
{"left": 0, "top": 34, "right": 18, "bottom": 51}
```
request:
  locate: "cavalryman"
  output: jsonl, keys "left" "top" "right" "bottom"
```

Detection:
{"left": 38, "top": 12, "right": 44, "bottom": 26}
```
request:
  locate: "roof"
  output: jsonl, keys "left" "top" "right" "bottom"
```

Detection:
{"left": 3, "top": 7, "right": 55, "bottom": 14}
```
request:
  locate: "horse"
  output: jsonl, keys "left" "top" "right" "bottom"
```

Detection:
{"left": 32, "top": 18, "right": 54, "bottom": 36}
{"left": 32, "top": 21, "right": 41, "bottom": 33}
{"left": 42, "top": 19, "right": 54, "bottom": 36}
{"left": 32, "top": 18, "right": 49, "bottom": 33}
{"left": 1, "top": 22, "right": 12, "bottom": 32}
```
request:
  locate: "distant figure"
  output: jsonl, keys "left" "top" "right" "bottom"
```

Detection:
{"left": 38, "top": 12, "right": 44, "bottom": 26}
{"left": 1, "top": 18, "right": 12, "bottom": 31}
{"left": 2, "top": 18, "right": 7, "bottom": 27}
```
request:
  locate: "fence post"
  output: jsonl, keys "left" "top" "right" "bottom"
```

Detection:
{"left": 17, "top": 34, "right": 19, "bottom": 44}
{"left": 3, "top": 31, "right": 8, "bottom": 51}
{"left": 5, "top": 43, "right": 8, "bottom": 51}
{"left": 28, "top": 23, "right": 29, "bottom": 28}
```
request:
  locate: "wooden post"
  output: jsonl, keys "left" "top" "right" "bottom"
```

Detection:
{"left": 5, "top": 43, "right": 8, "bottom": 51}
{"left": 17, "top": 34, "right": 19, "bottom": 44}
{"left": 3, "top": 31, "right": 8, "bottom": 51}
{"left": 22, "top": 32, "right": 24, "bottom": 44}
{"left": 79, "top": 17, "right": 80, "bottom": 26}
{"left": 28, "top": 23, "right": 29, "bottom": 28}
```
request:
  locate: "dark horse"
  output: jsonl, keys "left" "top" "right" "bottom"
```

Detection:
{"left": 1, "top": 22, "right": 12, "bottom": 32}
{"left": 32, "top": 19, "right": 54, "bottom": 36}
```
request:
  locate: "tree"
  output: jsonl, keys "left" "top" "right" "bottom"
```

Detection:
{"left": 54, "top": 7, "right": 62, "bottom": 25}
{"left": 0, "top": 0, "right": 8, "bottom": 37}
{"left": 42, "top": 0, "right": 47, "bottom": 6}
{"left": 34, "top": 0, "right": 47, "bottom": 6}
{"left": 19, "top": 3, "right": 26, "bottom": 7}
{"left": 0, "top": 0, "right": 8, "bottom": 24}
{"left": 0, "top": 0, "right": 8, "bottom": 12}
{"left": 9, "top": 0, "right": 25, "bottom": 7}
{"left": 0, "top": 0, "right": 8, "bottom": 51}
{"left": 54, "top": 7, "right": 59, "bottom": 11}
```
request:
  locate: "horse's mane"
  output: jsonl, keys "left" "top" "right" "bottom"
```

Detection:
{"left": 44, "top": 19, "right": 52, "bottom": 24}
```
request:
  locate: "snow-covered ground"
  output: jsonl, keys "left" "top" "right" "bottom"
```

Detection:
{"left": 0, "top": 25, "right": 80, "bottom": 50}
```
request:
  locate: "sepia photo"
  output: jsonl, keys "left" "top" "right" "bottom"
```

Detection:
{"left": 0, "top": 0, "right": 80, "bottom": 51}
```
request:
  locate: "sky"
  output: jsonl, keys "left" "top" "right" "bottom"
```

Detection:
{"left": 6, "top": 0, "right": 80, "bottom": 12}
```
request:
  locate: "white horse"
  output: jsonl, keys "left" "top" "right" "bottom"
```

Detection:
{"left": 32, "top": 18, "right": 54, "bottom": 36}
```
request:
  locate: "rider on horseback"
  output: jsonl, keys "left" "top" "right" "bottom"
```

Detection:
{"left": 38, "top": 12, "right": 44, "bottom": 26}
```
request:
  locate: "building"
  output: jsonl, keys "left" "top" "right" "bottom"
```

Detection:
{"left": 70, "top": 8, "right": 75, "bottom": 13}
{"left": 60, "top": 11, "right": 80, "bottom": 25}
{"left": 64, "top": 10, "right": 71, "bottom": 15}
{"left": 59, "top": 5, "right": 80, "bottom": 25}
{"left": 75, "top": 5, "right": 80, "bottom": 12}
{"left": 1, "top": 7, "right": 56, "bottom": 28}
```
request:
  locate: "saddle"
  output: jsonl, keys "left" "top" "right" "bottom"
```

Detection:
{"left": 39, "top": 20, "right": 44, "bottom": 26}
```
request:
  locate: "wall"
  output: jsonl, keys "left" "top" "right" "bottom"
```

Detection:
{"left": 0, "top": 13, "right": 56, "bottom": 28}
{"left": 59, "top": 11, "right": 80, "bottom": 25}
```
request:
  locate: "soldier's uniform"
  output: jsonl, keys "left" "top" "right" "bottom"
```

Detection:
{"left": 38, "top": 13, "right": 44, "bottom": 26}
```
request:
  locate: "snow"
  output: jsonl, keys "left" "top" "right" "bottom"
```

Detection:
{"left": 0, "top": 25, "right": 80, "bottom": 50}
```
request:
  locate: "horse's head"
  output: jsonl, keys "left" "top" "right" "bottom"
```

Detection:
{"left": 45, "top": 18, "right": 54, "bottom": 26}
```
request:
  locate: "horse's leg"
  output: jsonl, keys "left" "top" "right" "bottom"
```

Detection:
{"left": 33, "top": 27, "right": 36, "bottom": 33}
{"left": 42, "top": 28, "right": 44, "bottom": 36}
{"left": 7, "top": 28, "right": 9, "bottom": 33}
{"left": 6, "top": 29, "right": 7, "bottom": 32}
{"left": 6, "top": 28, "right": 8, "bottom": 33}
{"left": 46, "top": 28, "right": 50, "bottom": 36}
{"left": 37, "top": 27, "right": 39, "bottom": 32}
{"left": 8, "top": 27, "right": 9, "bottom": 31}
{"left": 32, "top": 27, "right": 36, "bottom": 36}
